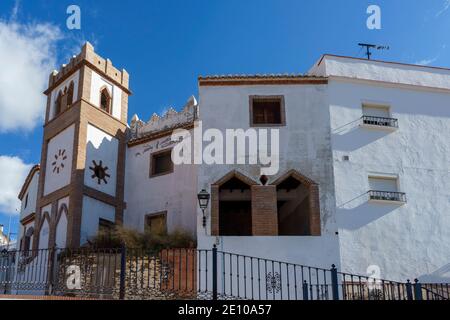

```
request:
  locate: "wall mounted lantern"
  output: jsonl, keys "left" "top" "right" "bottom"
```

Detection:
{"left": 197, "top": 189, "right": 210, "bottom": 228}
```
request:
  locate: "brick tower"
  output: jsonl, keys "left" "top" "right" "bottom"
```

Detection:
{"left": 33, "top": 42, "right": 130, "bottom": 249}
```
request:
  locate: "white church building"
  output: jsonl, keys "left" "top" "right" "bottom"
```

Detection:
{"left": 16, "top": 42, "right": 450, "bottom": 283}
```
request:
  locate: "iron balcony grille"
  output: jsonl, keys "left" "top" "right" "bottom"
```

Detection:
{"left": 368, "top": 190, "right": 407, "bottom": 203}
{"left": 362, "top": 116, "right": 398, "bottom": 128}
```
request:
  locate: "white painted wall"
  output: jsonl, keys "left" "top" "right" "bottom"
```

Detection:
{"left": 325, "top": 67, "right": 450, "bottom": 282}
{"left": 197, "top": 84, "right": 341, "bottom": 267}
{"left": 44, "top": 125, "right": 75, "bottom": 196}
{"left": 124, "top": 135, "right": 197, "bottom": 236}
{"left": 49, "top": 70, "right": 80, "bottom": 121}
{"left": 19, "top": 171, "right": 39, "bottom": 220}
{"left": 89, "top": 70, "right": 122, "bottom": 120}
{"left": 84, "top": 124, "right": 118, "bottom": 196}
{"left": 38, "top": 219, "right": 50, "bottom": 250}
{"left": 80, "top": 196, "right": 115, "bottom": 245}
{"left": 55, "top": 197, "right": 69, "bottom": 249}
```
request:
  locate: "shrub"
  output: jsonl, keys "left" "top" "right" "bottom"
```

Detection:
{"left": 88, "top": 226, "right": 196, "bottom": 251}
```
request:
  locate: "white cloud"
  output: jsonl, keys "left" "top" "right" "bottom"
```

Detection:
{"left": 0, "top": 156, "right": 32, "bottom": 215}
{"left": 0, "top": 19, "right": 61, "bottom": 132}
{"left": 436, "top": 0, "right": 450, "bottom": 17}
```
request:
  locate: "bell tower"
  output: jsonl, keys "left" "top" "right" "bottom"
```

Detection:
{"left": 34, "top": 42, "right": 130, "bottom": 249}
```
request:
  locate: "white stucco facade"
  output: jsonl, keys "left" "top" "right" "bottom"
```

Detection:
{"left": 43, "top": 124, "right": 75, "bottom": 196}
{"left": 309, "top": 55, "right": 450, "bottom": 282}
{"left": 15, "top": 50, "right": 450, "bottom": 286}
{"left": 124, "top": 134, "right": 198, "bottom": 236}
{"left": 196, "top": 83, "right": 341, "bottom": 267}
{"left": 80, "top": 196, "right": 116, "bottom": 245}
{"left": 84, "top": 124, "right": 119, "bottom": 196}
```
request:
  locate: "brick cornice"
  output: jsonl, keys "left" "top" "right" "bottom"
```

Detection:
{"left": 199, "top": 76, "right": 328, "bottom": 87}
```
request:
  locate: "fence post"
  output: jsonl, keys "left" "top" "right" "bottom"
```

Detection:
{"left": 47, "top": 247, "right": 56, "bottom": 296}
{"left": 302, "top": 280, "right": 309, "bottom": 300}
{"left": 406, "top": 279, "right": 413, "bottom": 300}
{"left": 331, "top": 264, "right": 339, "bottom": 300}
{"left": 119, "top": 245, "right": 126, "bottom": 300}
{"left": 212, "top": 245, "right": 218, "bottom": 300}
{"left": 414, "top": 279, "right": 423, "bottom": 301}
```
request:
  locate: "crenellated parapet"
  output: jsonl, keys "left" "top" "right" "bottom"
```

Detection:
{"left": 129, "top": 96, "right": 198, "bottom": 143}
{"left": 46, "top": 42, "right": 130, "bottom": 94}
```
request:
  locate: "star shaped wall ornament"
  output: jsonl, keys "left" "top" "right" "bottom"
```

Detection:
{"left": 52, "top": 149, "right": 67, "bottom": 174}
{"left": 89, "top": 160, "right": 110, "bottom": 185}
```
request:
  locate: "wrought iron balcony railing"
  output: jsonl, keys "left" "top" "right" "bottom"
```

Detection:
{"left": 362, "top": 116, "right": 398, "bottom": 128}
{"left": 368, "top": 190, "right": 407, "bottom": 203}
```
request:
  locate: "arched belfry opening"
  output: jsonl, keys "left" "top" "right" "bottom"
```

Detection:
{"left": 100, "top": 87, "right": 112, "bottom": 114}
{"left": 272, "top": 170, "right": 321, "bottom": 236}
{"left": 211, "top": 171, "right": 259, "bottom": 236}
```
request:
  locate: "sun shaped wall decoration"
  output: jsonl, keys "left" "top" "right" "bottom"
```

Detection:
{"left": 52, "top": 149, "right": 67, "bottom": 174}
{"left": 89, "top": 160, "right": 111, "bottom": 185}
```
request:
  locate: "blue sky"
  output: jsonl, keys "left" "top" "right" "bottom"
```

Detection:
{"left": 0, "top": 0, "right": 449, "bottom": 238}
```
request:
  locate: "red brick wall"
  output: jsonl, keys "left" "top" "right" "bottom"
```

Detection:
{"left": 251, "top": 185, "right": 278, "bottom": 236}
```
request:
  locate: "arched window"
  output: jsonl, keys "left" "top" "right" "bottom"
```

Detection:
{"left": 272, "top": 170, "right": 321, "bottom": 236}
{"left": 54, "top": 91, "right": 62, "bottom": 116}
{"left": 100, "top": 87, "right": 112, "bottom": 114}
{"left": 67, "top": 81, "right": 74, "bottom": 107}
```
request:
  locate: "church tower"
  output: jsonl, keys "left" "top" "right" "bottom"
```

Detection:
{"left": 33, "top": 42, "right": 130, "bottom": 249}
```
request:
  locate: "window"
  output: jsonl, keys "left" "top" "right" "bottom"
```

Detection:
{"left": 362, "top": 104, "right": 398, "bottom": 128}
{"left": 368, "top": 176, "right": 406, "bottom": 203}
{"left": 145, "top": 212, "right": 167, "bottom": 235}
{"left": 150, "top": 150, "right": 174, "bottom": 177}
{"left": 99, "top": 218, "right": 115, "bottom": 234}
{"left": 250, "top": 96, "right": 285, "bottom": 126}
{"left": 24, "top": 194, "right": 28, "bottom": 209}
{"left": 67, "top": 81, "right": 74, "bottom": 107}
{"left": 100, "top": 87, "right": 112, "bottom": 114}
{"left": 55, "top": 91, "right": 62, "bottom": 116}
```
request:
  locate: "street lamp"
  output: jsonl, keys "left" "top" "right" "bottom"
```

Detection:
{"left": 197, "top": 189, "right": 210, "bottom": 228}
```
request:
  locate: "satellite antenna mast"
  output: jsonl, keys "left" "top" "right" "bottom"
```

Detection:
{"left": 358, "top": 43, "right": 390, "bottom": 60}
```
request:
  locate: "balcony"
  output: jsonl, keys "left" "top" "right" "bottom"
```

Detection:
{"left": 361, "top": 116, "right": 398, "bottom": 131}
{"left": 368, "top": 190, "right": 407, "bottom": 204}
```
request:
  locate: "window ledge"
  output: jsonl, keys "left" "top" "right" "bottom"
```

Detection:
{"left": 359, "top": 123, "right": 399, "bottom": 132}
{"left": 368, "top": 199, "right": 407, "bottom": 205}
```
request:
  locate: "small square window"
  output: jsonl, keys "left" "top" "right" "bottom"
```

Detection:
{"left": 250, "top": 96, "right": 285, "bottom": 127}
{"left": 362, "top": 104, "right": 390, "bottom": 118}
{"left": 145, "top": 212, "right": 167, "bottom": 235}
{"left": 99, "top": 218, "right": 115, "bottom": 234}
{"left": 150, "top": 149, "right": 174, "bottom": 177}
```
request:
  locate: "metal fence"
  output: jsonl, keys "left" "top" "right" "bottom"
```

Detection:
{"left": 1, "top": 246, "right": 448, "bottom": 300}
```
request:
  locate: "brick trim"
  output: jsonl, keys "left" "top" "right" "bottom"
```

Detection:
{"left": 210, "top": 170, "right": 259, "bottom": 236}
{"left": 271, "top": 169, "right": 321, "bottom": 236}
{"left": 251, "top": 185, "right": 278, "bottom": 236}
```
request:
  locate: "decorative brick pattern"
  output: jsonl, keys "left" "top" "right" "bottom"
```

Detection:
{"left": 251, "top": 185, "right": 278, "bottom": 236}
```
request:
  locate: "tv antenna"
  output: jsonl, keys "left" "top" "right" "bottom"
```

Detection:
{"left": 358, "top": 43, "right": 390, "bottom": 60}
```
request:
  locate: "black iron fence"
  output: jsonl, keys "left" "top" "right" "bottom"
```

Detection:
{"left": 1, "top": 246, "right": 448, "bottom": 300}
